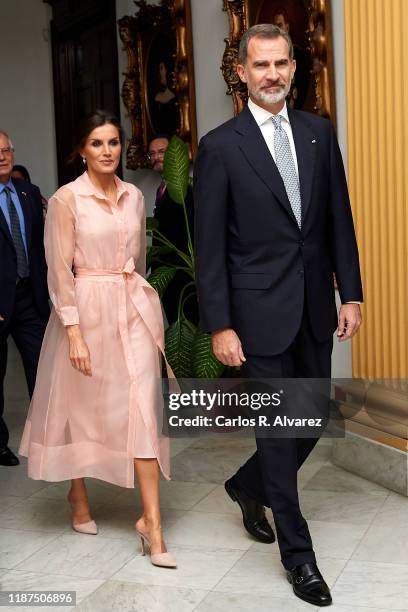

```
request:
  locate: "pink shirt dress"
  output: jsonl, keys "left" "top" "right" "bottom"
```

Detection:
{"left": 19, "top": 172, "right": 171, "bottom": 486}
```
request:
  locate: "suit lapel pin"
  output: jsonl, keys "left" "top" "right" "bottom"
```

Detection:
{"left": 312, "top": 139, "right": 316, "bottom": 144}
{"left": 22, "top": 191, "right": 27, "bottom": 196}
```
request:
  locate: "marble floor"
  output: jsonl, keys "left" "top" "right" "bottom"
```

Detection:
{"left": 1, "top": 342, "right": 408, "bottom": 612}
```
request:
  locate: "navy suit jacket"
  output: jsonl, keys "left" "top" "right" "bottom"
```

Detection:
{"left": 194, "top": 105, "right": 363, "bottom": 356}
{"left": 0, "top": 178, "right": 49, "bottom": 325}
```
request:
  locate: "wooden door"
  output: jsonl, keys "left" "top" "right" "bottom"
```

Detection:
{"left": 47, "top": 0, "right": 121, "bottom": 185}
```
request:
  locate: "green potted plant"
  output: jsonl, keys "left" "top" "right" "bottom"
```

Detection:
{"left": 146, "top": 136, "right": 224, "bottom": 379}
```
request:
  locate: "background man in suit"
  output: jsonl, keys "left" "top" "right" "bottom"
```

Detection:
{"left": 0, "top": 131, "right": 49, "bottom": 466}
{"left": 194, "top": 25, "right": 362, "bottom": 607}
{"left": 148, "top": 136, "right": 198, "bottom": 325}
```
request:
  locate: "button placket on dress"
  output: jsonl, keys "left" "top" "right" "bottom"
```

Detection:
{"left": 95, "top": 195, "right": 157, "bottom": 485}
{"left": 110, "top": 203, "right": 139, "bottom": 484}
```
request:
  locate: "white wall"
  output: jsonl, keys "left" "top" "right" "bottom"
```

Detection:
{"left": 331, "top": 0, "right": 352, "bottom": 377}
{"left": 331, "top": 0, "right": 347, "bottom": 163}
{"left": 190, "top": 0, "right": 232, "bottom": 139}
{"left": 0, "top": 0, "right": 57, "bottom": 198}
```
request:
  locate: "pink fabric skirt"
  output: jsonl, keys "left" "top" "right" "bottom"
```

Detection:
{"left": 19, "top": 273, "right": 171, "bottom": 487}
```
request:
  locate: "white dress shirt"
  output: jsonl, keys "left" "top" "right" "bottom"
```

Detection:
{"left": 248, "top": 98, "right": 299, "bottom": 175}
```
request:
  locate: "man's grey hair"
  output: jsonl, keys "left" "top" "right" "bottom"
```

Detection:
{"left": 0, "top": 131, "right": 13, "bottom": 148}
{"left": 238, "top": 23, "right": 294, "bottom": 64}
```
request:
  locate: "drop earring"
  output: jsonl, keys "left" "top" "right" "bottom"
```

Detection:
{"left": 82, "top": 157, "right": 86, "bottom": 165}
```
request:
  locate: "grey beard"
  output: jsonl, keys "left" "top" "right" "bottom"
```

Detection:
{"left": 252, "top": 82, "right": 292, "bottom": 105}
{"left": 257, "top": 87, "right": 289, "bottom": 104}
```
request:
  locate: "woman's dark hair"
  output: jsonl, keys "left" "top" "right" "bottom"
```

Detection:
{"left": 67, "top": 109, "right": 123, "bottom": 165}
{"left": 12, "top": 164, "right": 31, "bottom": 182}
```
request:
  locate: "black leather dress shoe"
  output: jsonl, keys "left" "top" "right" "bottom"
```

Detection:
{"left": 225, "top": 476, "right": 275, "bottom": 543}
{"left": 0, "top": 447, "right": 20, "bottom": 466}
{"left": 287, "top": 562, "right": 332, "bottom": 606}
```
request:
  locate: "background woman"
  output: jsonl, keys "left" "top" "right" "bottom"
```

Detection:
{"left": 11, "top": 164, "right": 48, "bottom": 217}
{"left": 19, "top": 110, "right": 176, "bottom": 569}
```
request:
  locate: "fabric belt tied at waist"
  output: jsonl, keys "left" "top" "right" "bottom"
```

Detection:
{"left": 74, "top": 257, "right": 175, "bottom": 380}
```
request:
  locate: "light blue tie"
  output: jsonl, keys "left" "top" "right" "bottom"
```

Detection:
{"left": 271, "top": 115, "right": 302, "bottom": 228}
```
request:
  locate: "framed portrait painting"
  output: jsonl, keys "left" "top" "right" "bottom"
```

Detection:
{"left": 222, "top": 0, "right": 336, "bottom": 124}
{"left": 146, "top": 31, "right": 179, "bottom": 137}
{"left": 119, "top": 0, "right": 197, "bottom": 169}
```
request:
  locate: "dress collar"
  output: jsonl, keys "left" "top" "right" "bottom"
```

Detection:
{"left": 75, "top": 171, "right": 129, "bottom": 201}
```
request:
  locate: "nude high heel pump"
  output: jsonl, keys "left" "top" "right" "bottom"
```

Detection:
{"left": 72, "top": 520, "right": 98, "bottom": 535}
{"left": 68, "top": 494, "right": 98, "bottom": 535}
{"left": 136, "top": 528, "right": 177, "bottom": 568}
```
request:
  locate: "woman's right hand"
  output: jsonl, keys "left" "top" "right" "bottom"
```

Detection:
{"left": 66, "top": 325, "right": 92, "bottom": 376}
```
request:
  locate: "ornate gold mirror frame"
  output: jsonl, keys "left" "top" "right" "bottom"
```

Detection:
{"left": 221, "top": 0, "right": 336, "bottom": 123}
{"left": 118, "top": 0, "right": 197, "bottom": 169}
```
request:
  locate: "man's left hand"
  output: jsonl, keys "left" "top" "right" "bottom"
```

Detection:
{"left": 337, "top": 304, "right": 362, "bottom": 342}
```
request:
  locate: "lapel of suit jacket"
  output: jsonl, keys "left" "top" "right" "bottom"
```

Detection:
{"left": 235, "top": 105, "right": 297, "bottom": 224}
{"left": 12, "top": 179, "right": 32, "bottom": 249}
{"left": 0, "top": 195, "right": 14, "bottom": 247}
{"left": 288, "top": 108, "right": 317, "bottom": 224}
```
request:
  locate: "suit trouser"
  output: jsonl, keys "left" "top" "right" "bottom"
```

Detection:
{"left": 0, "top": 280, "right": 47, "bottom": 448}
{"left": 234, "top": 307, "right": 333, "bottom": 570}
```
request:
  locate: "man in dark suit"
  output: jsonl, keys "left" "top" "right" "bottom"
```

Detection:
{"left": 148, "top": 136, "right": 198, "bottom": 325}
{"left": 0, "top": 131, "right": 49, "bottom": 466}
{"left": 194, "top": 25, "right": 362, "bottom": 606}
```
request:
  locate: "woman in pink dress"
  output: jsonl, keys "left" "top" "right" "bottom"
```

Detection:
{"left": 19, "top": 110, "right": 176, "bottom": 568}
